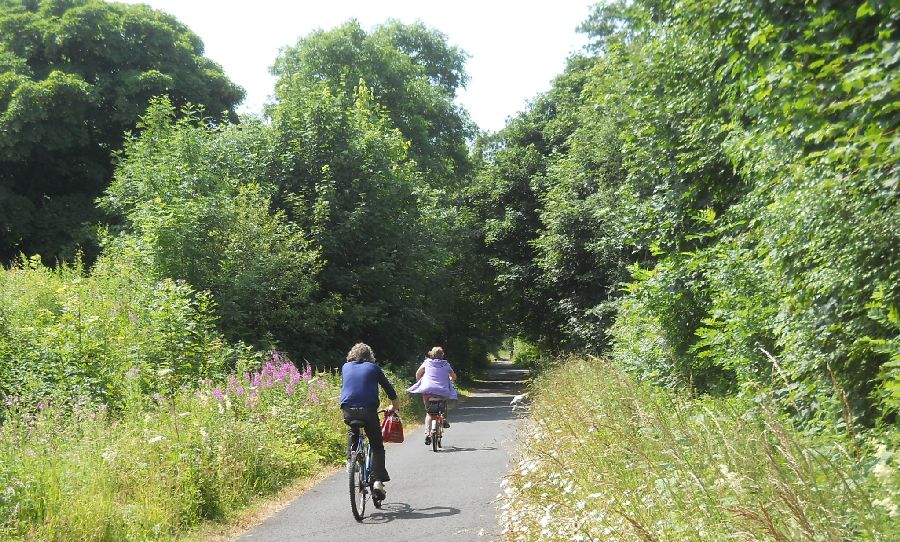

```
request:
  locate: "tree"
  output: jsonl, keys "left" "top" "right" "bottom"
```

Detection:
{"left": 271, "top": 19, "right": 474, "bottom": 191}
{"left": 101, "top": 98, "right": 332, "bottom": 359}
{"left": 0, "top": 0, "right": 244, "bottom": 264}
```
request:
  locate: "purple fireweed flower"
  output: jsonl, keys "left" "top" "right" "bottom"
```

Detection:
{"left": 27, "top": 449, "right": 36, "bottom": 457}
{"left": 285, "top": 384, "right": 295, "bottom": 396}
{"left": 272, "top": 351, "right": 282, "bottom": 364}
{"left": 212, "top": 387, "right": 224, "bottom": 402}
{"left": 308, "top": 389, "right": 320, "bottom": 405}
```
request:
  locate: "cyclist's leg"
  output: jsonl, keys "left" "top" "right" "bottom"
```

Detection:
{"left": 341, "top": 408, "right": 362, "bottom": 456}
{"left": 359, "top": 409, "right": 389, "bottom": 482}
{"left": 423, "top": 393, "right": 435, "bottom": 444}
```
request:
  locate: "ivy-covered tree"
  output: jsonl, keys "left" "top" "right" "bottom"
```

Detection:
{"left": 0, "top": 0, "right": 243, "bottom": 264}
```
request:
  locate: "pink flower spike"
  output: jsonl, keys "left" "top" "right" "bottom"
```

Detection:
{"left": 212, "top": 387, "right": 224, "bottom": 402}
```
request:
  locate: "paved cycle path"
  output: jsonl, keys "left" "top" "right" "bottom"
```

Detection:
{"left": 236, "top": 360, "right": 527, "bottom": 542}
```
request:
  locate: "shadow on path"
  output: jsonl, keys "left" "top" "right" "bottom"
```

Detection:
{"left": 449, "top": 395, "right": 522, "bottom": 423}
{"left": 364, "top": 502, "right": 460, "bottom": 524}
{"left": 436, "top": 444, "right": 497, "bottom": 453}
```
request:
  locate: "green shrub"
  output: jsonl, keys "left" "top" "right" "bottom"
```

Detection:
{"left": 0, "top": 255, "right": 240, "bottom": 408}
{"left": 510, "top": 338, "right": 555, "bottom": 372}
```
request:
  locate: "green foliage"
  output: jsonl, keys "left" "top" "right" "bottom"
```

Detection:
{"left": 272, "top": 19, "right": 473, "bottom": 189}
{"left": 473, "top": 0, "right": 899, "bottom": 432}
{"left": 101, "top": 97, "right": 333, "bottom": 360}
{"left": 0, "top": 253, "right": 241, "bottom": 407}
{"left": 0, "top": 361, "right": 348, "bottom": 541}
{"left": 509, "top": 338, "right": 555, "bottom": 373}
{"left": 269, "top": 24, "right": 499, "bottom": 369}
{"left": 500, "top": 357, "right": 897, "bottom": 541}
{"left": 0, "top": 0, "right": 243, "bottom": 263}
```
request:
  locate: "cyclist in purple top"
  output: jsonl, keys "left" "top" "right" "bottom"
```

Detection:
{"left": 407, "top": 346, "right": 457, "bottom": 445}
{"left": 340, "top": 342, "right": 399, "bottom": 499}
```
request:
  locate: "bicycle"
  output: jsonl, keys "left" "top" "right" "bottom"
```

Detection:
{"left": 347, "top": 409, "right": 386, "bottom": 521}
{"left": 425, "top": 397, "right": 448, "bottom": 452}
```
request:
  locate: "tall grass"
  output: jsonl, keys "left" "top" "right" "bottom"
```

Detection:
{"left": 498, "top": 357, "right": 898, "bottom": 541}
{"left": 0, "top": 356, "right": 419, "bottom": 541}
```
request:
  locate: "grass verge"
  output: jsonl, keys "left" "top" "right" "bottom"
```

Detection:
{"left": 0, "top": 359, "right": 420, "bottom": 541}
{"left": 498, "top": 357, "right": 898, "bottom": 541}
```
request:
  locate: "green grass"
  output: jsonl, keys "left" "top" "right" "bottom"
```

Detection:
{"left": 498, "top": 357, "right": 898, "bottom": 541}
{"left": 0, "top": 362, "right": 419, "bottom": 541}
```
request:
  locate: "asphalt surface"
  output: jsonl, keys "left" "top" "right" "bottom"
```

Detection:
{"left": 236, "top": 360, "right": 528, "bottom": 542}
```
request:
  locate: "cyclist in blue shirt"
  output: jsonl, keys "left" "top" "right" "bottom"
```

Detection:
{"left": 340, "top": 342, "right": 399, "bottom": 499}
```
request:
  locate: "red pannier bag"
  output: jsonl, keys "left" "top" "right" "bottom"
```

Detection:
{"left": 381, "top": 411, "right": 404, "bottom": 443}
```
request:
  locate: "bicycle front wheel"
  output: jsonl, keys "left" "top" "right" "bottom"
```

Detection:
{"left": 349, "top": 451, "right": 367, "bottom": 521}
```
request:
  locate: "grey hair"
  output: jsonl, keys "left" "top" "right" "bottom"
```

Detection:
{"left": 347, "top": 342, "right": 375, "bottom": 361}
{"left": 428, "top": 346, "right": 445, "bottom": 359}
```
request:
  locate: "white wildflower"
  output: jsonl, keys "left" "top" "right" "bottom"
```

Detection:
{"left": 873, "top": 497, "right": 898, "bottom": 517}
{"left": 148, "top": 435, "right": 165, "bottom": 444}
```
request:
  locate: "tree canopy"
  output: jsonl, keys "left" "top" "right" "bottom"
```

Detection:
{"left": 469, "top": 0, "right": 899, "bottom": 432}
{"left": 0, "top": 0, "right": 244, "bottom": 264}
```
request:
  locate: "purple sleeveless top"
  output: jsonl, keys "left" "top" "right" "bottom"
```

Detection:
{"left": 406, "top": 358, "right": 457, "bottom": 399}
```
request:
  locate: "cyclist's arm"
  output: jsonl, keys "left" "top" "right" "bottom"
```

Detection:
{"left": 449, "top": 370, "right": 457, "bottom": 381}
{"left": 415, "top": 366, "right": 425, "bottom": 380}
{"left": 377, "top": 368, "right": 399, "bottom": 411}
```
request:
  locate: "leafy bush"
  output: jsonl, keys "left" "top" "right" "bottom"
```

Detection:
{"left": 101, "top": 98, "right": 335, "bottom": 360}
{"left": 0, "top": 254, "right": 240, "bottom": 407}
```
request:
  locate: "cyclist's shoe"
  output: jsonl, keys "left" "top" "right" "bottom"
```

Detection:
{"left": 442, "top": 420, "right": 450, "bottom": 428}
{"left": 424, "top": 434, "right": 431, "bottom": 446}
{"left": 372, "top": 481, "right": 386, "bottom": 499}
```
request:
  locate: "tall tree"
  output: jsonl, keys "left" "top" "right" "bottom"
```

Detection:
{"left": 270, "top": 20, "right": 498, "bottom": 368}
{"left": 271, "top": 19, "right": 474, "bottom": 191}
{"left": 0, "top": 0, "right": 243, "bottom": 264}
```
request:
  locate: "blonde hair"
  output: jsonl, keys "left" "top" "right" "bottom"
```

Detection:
{"left": 428, "top": 346, "right": 445, "bottom": 359}
{"left": 347, "top": 342, "right": 375, "bottom": 361}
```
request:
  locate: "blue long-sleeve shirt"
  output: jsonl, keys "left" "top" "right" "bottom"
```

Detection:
{"left": 340, "top": 360, "right": 398, "bottom": 408}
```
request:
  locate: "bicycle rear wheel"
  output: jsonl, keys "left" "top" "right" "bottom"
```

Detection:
{"left": 349, "top": 451, "right": 367, "bottom": 520}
